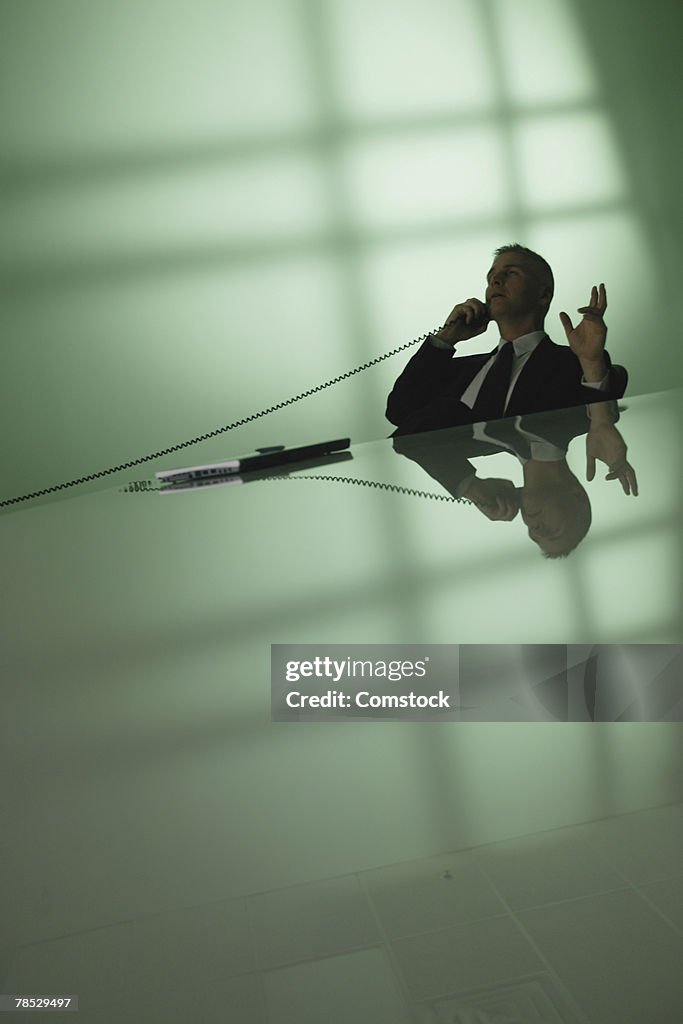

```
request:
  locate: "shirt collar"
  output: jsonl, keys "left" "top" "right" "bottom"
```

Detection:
{"left": 497, "top": 331, "right": 546, "bottom": 357}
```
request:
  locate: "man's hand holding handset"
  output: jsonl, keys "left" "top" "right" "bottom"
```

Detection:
{"left": 431, "top": 298, "right": 491, "bottom": 348}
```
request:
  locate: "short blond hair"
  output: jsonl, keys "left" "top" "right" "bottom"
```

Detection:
{"left": 493, "top": 243, "right": 554, "bottom": 302}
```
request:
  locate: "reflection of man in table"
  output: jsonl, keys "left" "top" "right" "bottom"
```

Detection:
{"left": 394, "top": 399, "right": 637, "bottom": 558}
{"left": 386, "top": 244, "right": 627, "bottom": 435}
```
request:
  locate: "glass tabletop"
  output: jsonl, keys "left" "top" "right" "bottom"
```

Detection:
{"left": 3, "top": 389, "right": 680, "bottom": 649}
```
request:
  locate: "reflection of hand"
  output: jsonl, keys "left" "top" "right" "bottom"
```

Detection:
{"left": 464, "top": 477, "right": 519, "bottom": 521}
{"left": 559, "top": 283, "right": 608, "bottom": 380}
{"left": 433, "top": 297, "right": 490, "bottom": 346}
{"left": 586, "top": 423, "right": 638, "bottom": 495}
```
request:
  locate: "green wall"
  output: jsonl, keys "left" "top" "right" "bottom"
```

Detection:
{"left": 1, "top": 0, "right": 681, "bottom": 502}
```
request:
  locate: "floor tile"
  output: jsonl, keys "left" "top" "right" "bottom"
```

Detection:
{"left": 414, "top": 973, "right": 588, "bottom": 1024}
{"left": 5, "top": 901, "right": 261, "bottom": 1023}
{"left": 579, "top": 803, "right": 683, "bottom": 883}
{"left": 249, "top": 875, "right": 379, "bottom": 969}
{"left": 392, "top": 915, "right": 541, "bottom": 1001}
{"left": 0, "top": 947, "right": 14, "bottom": 989}
{"left": 478, "top": 825, "right": 626, "bottom": 910}
{"left": 637, "top": 874, "right": 683, "bottom": 933}
{"left": 6, "top": 924, "right": 135, "bottom": 1001}
{"left": 519, "top": 888, "right": 683, "bottom": 1023}
{"left": 122, "top": 896, "right": 254, "bottom": 981}
{"left": 121, "top": 971, "right": 266, "bottom": 1024}
{"left": 360, "top": 850, "right": 506, "bottom": 938}
{"left": 264, "top": 948, "right": 412, "bottom": 1024}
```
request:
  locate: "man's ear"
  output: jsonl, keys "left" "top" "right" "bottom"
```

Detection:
{"left": 539, "top": 285, "right": 552, "bottom": 312}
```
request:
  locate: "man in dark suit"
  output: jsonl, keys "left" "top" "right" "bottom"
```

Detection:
{"left": 386, "top": 244, "right": 627, "bottom": 435}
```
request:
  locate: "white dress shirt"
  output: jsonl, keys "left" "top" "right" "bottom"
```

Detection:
{"left": 472, "top": 418, "right": 566, "bottom": 462}
{"left": 455, "top": 417, "right": 566, "bottom": 498}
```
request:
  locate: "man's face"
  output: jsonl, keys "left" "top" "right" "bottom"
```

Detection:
{"left": 485, "top": 254, "right": 549, "bottom": 320}
{"left": 520, "top": 485, "right": 591, "bottom": 557}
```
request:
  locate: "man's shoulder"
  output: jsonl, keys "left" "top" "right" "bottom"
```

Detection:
{"left": 538, "top": 334, "right": 570, "bottom": 354}
{"left": 535, "top": 334, "right": 584, "bottom": 370}
{"left": 422, "top": 338, "right": 497, "bottom": 370}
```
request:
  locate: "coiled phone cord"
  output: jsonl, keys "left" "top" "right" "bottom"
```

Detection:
{"left": 1, "top": 330, "right": 435, "bottom": 508}
{"left": 262, "top": 473, "right": 471, "bottom": 504}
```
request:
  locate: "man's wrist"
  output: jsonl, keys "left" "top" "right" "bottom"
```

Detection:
{"left": 579, "top": 356, "right": 608, "bottom": 382}
{"left": 429, "top": 331, "right": 456, "bottom": 351}
{"left": 587, "top": 399, "right": 617, "bottom": 424}
{"left": 460, "top": 474, "right": 479, "bottom": 500}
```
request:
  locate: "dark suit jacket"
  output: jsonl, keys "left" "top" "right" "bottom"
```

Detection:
{"left": 386, "top": 334, "right": 627, "bottom": 435}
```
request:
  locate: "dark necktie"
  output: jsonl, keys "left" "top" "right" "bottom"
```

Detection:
{"left": 471, "top": 342, "right": 515, "bottom": 420}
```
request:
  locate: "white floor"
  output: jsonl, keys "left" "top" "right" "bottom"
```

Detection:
{"left": 2, "top": 801, "right": 682, "bottom": 1023}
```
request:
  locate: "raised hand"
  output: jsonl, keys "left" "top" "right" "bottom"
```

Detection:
{"left": 433, "top": 297, "right": 490, "bottom": 347}
{"left": 559, "top": 283, "right": 608, "bottom": 378}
